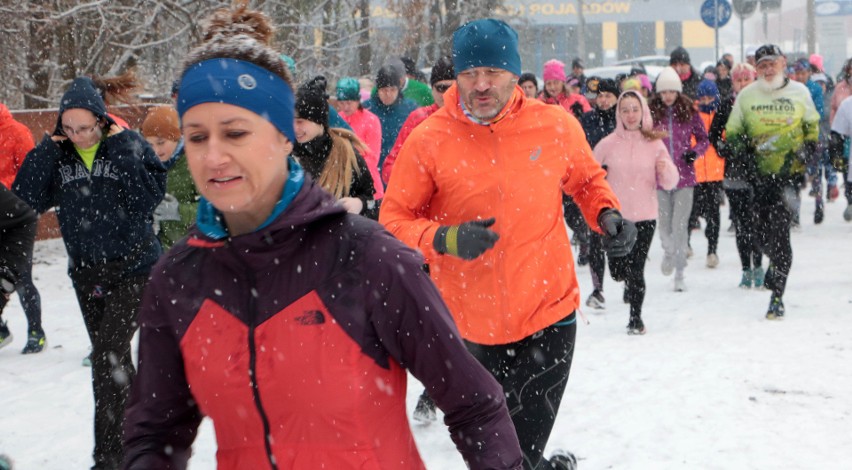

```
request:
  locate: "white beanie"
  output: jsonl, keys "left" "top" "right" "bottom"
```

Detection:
{"left": 655, "top": 66, "right": 683, "bottom": 93}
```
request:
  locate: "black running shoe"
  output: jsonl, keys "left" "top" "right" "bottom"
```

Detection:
{"left": 766, "top": 296, "right": 785, "bottom": 320}
{"left": 548, "top": 450, "right": 578, "bottom": 470}
{"left": 21, "top": 329, "right": 46, "bottom": 354}
{"left": 0, "top": 320, "right": 12, "bottom": 350}
{"left": 627, "top": 316, "right": 646, "bottom": 335}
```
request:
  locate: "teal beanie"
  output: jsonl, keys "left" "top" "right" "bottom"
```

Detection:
{"left": 452, "top": 19, "right": 521, "bottom": 76}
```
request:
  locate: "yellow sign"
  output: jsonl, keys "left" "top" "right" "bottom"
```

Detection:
{"left": 496, "top": 2, "right": 633, "bottom": 17}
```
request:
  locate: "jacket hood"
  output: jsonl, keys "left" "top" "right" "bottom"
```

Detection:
{"left": 0, "top": 103, "right": 11, "bottom": 123}
{"left": 443, "top": 82, "right": 526, "bottom": 127}
{"left": 54, "top": 77, "right": 114, "bottom": 135}
{"left": 614, "top": 90, "right": 653, "bottom": 137}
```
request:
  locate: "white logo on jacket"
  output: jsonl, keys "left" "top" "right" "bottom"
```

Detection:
{"left": 59, "top": 161, "right": 120, "bottom": 185}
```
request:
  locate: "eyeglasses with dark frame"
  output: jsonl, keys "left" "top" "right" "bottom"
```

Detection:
{"left": 433, "top": 83, "right": 452, "bottom": 93}
{"left": 61, "top": 121, "right": 101, "bottom": 137}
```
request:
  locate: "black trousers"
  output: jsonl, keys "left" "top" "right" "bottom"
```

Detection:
{"left": 589, "top": 232, "right": 606, "bottom": 292}
{"left": 725, "top": 187, "right": 763, "bottom": 271}
{"left": 70, "top": 265, "right": 147, "bottom": 470}
{"left": 689, "top": 182, "right": 723, "bottom": 254}
{"left": 752, "top": 180, "right": 794, "bottom": 298}
{"left": 465, "top": 319, "right": 577, "bottom": 470}
{"left": 563, "top": 196, "right": 590, "bottom": 246}
{"left": 608, "top": 221, "right": 656, "bottom": 319}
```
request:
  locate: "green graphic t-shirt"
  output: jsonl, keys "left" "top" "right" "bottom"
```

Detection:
{"left": 725, "top": 80, "right": 820, "bottom": 177}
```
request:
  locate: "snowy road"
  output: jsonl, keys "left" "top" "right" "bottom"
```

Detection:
{"left": 1, "top": 199, "right": 850, "bottom": 469}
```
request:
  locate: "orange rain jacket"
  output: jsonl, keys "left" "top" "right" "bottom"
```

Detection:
{"left": 694, "top": 111, "right": 725, "bottom": 183}
{"left": 379, "top": 84, "right": 620, "bottom": 345}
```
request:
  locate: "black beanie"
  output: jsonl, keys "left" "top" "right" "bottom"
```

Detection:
{"left": 670, "top": 46, "right": 691, "bottom": 65}
{"left": 430, "top": 56, "right": 456, "bottom": 85}
{"left": 295, "top": 78, "right": 329, "bottom": 127}
{"left": 518, "top": 72, "right": 538, "bottom": 88}
{"left": 376, "top": 65, "right": 402, "bottom": 89}
{"left": 597, "top": 78, "right": 620, "bottom": 96}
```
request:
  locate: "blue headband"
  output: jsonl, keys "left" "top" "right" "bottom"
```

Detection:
{"left": 177, "top": 58, "right": 296, "bottom": 144}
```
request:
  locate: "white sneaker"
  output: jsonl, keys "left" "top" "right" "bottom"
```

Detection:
{"left": 661, "top": 255, "right": 674, "bottom": 276}
{"left": 706, "top": 253, "right": 719, "bottom": 268}
{"left": 674, "top": 277, "right": 687, "bottom": 292}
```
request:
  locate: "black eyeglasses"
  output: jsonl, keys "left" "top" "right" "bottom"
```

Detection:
{"left": 433, "top": 83, "right": 452, "bottom": 93}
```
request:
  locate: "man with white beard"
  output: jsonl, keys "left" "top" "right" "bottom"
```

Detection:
{"left": 725, "top": 44, "right": 820, "bottom": 320}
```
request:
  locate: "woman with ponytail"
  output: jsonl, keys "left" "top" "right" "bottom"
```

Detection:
{"left": 122, "top": 6, "right": 522, "bottom": 470}
{"left": 293, "top": 80, "right": 380, "bottom": 219}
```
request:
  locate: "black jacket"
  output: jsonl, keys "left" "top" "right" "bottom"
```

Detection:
{"left": 681, "top": 67, "right": 702, "bottom": 100}
{"left": 709, "top": 95, "right": 756, "bottom": 184}
{"left": 579, "top": 106, "right": 618, "bottom": 150}
{"left": 0, "top": 185, "right": 37, "bottom": 295}
{"left": 293, "top": 131, "right": 379, "bottom": 219}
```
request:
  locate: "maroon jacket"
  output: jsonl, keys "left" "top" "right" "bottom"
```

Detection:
{"left": 123, "top": 178, "right": 522, "bottom": 470}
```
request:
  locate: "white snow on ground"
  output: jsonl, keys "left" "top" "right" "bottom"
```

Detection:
{"left": 0, "top": 199, "right": 850, "bottom": 469}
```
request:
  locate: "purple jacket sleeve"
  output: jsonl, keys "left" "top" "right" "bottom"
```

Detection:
{"left": 365, "top": 231, "right": 523, "bottom": 470}
{"left": 689, "top": 112, "right": 710, "bottom": 156}
{"left": 122, "top": 274, "right": 203, "bottom": 470}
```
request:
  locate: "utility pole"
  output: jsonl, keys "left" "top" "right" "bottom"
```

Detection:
{"left": 807, "top": 0, "right": 816, "bottom": 54}
{"left": 577, "top": 0, "right": 587, "bottom": 64}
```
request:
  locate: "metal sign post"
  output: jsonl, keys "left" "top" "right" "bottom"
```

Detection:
{"left": 701, "top": 0, "right": 733, "bottom": 61}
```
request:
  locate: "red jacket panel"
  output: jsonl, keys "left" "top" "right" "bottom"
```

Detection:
{"left": 0, "top": 104, "right": 34, "bottom": 189}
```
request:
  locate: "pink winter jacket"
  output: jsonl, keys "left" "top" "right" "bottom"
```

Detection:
{"left": 593, "top": 91, "right": 679, "bottom": 222}
{"left": 340, "top": 107, "right": 384, "bottom": 198}
{"left": 830, "top": 80, "right": 852, "bottom": 125}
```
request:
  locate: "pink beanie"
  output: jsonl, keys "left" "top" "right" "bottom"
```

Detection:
{"left": 543, "top": 59, "right": 567, "bottom": 82}
{"left": 809, "top": 54, "right": 824, "bottom": 72}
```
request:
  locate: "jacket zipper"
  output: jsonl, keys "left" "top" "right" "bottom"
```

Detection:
{"left": 244, "top": 267, "right": 279, "bottom": 470}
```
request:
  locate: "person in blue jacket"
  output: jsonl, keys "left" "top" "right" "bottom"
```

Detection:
{"left": 12, "top": 75, "right": 166, "bottom": 470}
{"left": 363, "top": 64, "right": 418, "bottom": 173}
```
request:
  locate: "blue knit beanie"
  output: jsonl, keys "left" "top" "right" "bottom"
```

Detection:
{"left": 697, "top": 79, "right": 719, "bottom": 99}
{"left": 452, "top": 19, "right": 521, "bottom": 76}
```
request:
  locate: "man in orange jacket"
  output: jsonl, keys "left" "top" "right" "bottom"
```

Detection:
{"left": 379, "top": 19, "right": 636, "bottom": 470}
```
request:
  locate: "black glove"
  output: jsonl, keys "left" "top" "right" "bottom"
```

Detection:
{"left": 433, "top": 218, "right": 500, "bottom": 260}
{"left": 796, "top": 141, "right": 818, "bottom": 165}
{"left": 570, "top": 102, "right": 585, "bottom": 118}
{"left": 0, "top": 266, "right": 17, "bottom": 312}
{"left": 598, "top": 209, "right": 637, "bottom": 258}
{"left": 829, "top": 131, "right": 848, "bottom": 172}
{"left": 682, "top": 150, "right": 698, "bottom": 165}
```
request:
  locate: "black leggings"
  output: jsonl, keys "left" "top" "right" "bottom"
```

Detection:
{"left": 753, "top": 181, "right": 794, "bottom": 298}
{"left": 589, "top": 232, "right": 606, "bottom": 292}
{"left": 465, "top": 319, "right": 577, "bottom": 470}
{"left": 608, "top": 221, "right": 656, "bottom": 319}
{"left": 725, "top": 187, "right": 763, "bottom": 271}
{"left": 70, "top": 266, "right": 147, "bottom": 469}
{"left": 689, "top": 182, "right": 722, "bottom": 254}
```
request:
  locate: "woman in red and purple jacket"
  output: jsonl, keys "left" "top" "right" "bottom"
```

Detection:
{"left": 122, "top": 6, "right": 522, "bottom": 470}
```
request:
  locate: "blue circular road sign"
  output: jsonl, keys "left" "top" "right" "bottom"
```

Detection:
{"left": 701, "top": 0, "right": 733, "bottom": 28}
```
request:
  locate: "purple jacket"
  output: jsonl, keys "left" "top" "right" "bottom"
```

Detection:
{"left": 123, "top": 179, "right": 522, "bottom": 470}
{"left": 655, "top": 107, "right": 709, "bottom": 189}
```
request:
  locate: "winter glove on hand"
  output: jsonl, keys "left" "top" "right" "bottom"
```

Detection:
{"left": 598, "top": 209, "right": 637, "bottom": 258}
{"left": 682, "top": 150, "right": 698, "bottom": 165}
{"left": 0, "top": 266, "right": 18, "bottom": 311}
{"left": 796, "top": 141, "right": 818, "bottom": 165}
{"left": 570, "top": 102, "right": 585, "bottom": 118}
{"left": 433, "top": 218, "right": 499, "bottom": 260}
{"left": 828, "top": 131, "right": 848, "bottom": 172}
